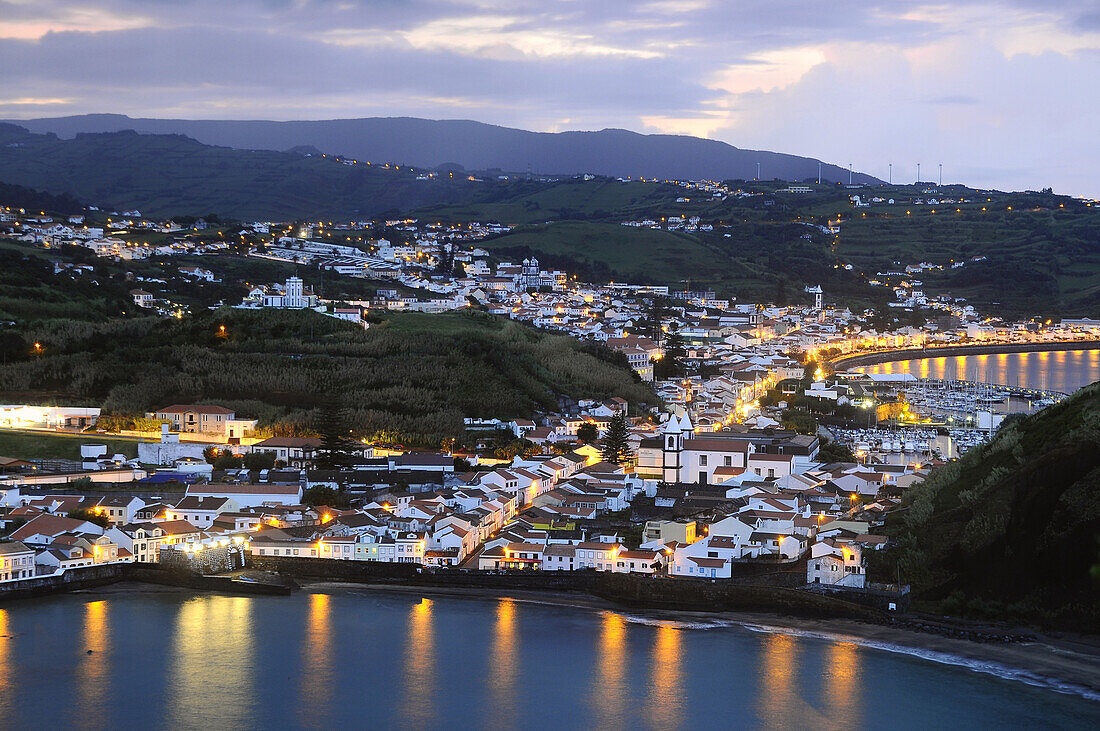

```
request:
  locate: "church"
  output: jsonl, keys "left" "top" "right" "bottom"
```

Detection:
{"left": 261, "top": 276, "right": 318, "bottom": 309}
{"left": 520, "top": 257, "right": 550, "bottom": 289}
{"left": 637, "top": 414, "right": 752, "bottom": 484}
{"left": 637, "top": 415, "right": 814, "bottom": 484}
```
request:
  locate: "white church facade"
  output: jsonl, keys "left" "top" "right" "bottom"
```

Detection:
{"left": 637, "top": 414, "right": 754, "bottom": 484}
{"left": 261, "top": 276, "right": 318, "bottom": 309}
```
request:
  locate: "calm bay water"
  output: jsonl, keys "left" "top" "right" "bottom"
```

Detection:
{"left": 855, "top": 349, "right": 1100, "bottom": 394}
{"left": 1, "top": 590, "right": 1098, "bottom": 730}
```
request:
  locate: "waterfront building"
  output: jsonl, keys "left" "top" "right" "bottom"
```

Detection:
{"left": 0, "top": 541, "right": 35, "bottom": 581}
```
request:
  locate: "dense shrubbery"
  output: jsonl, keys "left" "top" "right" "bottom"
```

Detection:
{"left": 888, "top": 381, "right": 1100, "bottom": 631}
{"left": 0, "top": 307, "right": 654, "bottom": 447}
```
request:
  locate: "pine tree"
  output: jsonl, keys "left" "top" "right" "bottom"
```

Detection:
{"left": 654, "top": 327, "right": 686, "bottom": 380}
{"left": 314, "top": 395, "right": 357, "bottom": 471}
{"left": 600, "top": 412, "right": 633, "bottom": 464}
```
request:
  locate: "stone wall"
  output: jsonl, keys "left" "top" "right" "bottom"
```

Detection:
{"left": 0, "top": 563, "right": 127, "bottom": 601}
{"left": 160, "top": 544, "right": 246, "bottom": 574}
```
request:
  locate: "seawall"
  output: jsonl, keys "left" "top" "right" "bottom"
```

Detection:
{"left": 0, "top": 563, "right": 294, "bottom": 602}
{"left": 829, "top": 339, "right": 1100, "bottom": 372}
{"left": 0, "top": 563, "right": 127, "bottom": 601}
{"left": 245, "top": 555, "right": 890, "bottom": 620}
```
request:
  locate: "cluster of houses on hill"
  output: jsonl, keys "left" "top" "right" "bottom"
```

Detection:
{"left": 0, "top": 409, "right": 922, "bottom": 589}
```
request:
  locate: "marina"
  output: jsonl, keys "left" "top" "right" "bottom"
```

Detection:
{"left": 830, "top": 425, "right": 992, "bottom": 463}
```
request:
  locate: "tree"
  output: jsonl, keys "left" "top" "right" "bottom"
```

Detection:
{"left": 494, "top": 439, "right": 537, "bottom": 460}
{"left": 781, "top": 409, "right": 818, "bottom": 435}
{"left": 202, "top": 446, "right": 220, "bottom": 465}
{"left": 302, "top": 485, "right": 351, "bottom": 509}
{"left": 653, "top": 327, "right": 686, "bottom": 380}
{"left": 314, "top": 395, "right": 357, "bottom": 471}
{"left": 214, "top": 452, "right": 243, "bottom": 470}
{"left": 817, "top": 440, "right": 856, "bottom": 463}
{"left": 68, "top": 508, "right": 109, "bottom": 529}
{"left": 576, "top": 422, "right": 599, "bottom": 444}
{"left": 600, "top": 412, "right": 633, "bottom": 464}
{"left": 243, "top": 451, "right": 276, "bottom": 470}
{"left": 636, "top": 297, "right": 669, "bottom": 345}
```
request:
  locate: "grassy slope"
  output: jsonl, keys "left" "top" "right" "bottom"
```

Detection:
{"left": 480, "top": 222, "right": 718, "bottom": 283}
{"left": 0, "top": 431, "right": 140, "bottom": 460}
{"left": 418, "top": 178, "right": 685, "bottom": 224}
{"left": 0, "top": 307, "right": 654, "bottom": 447}
{"left": 888, "top": 382, "right": 1100, "bottom": 630}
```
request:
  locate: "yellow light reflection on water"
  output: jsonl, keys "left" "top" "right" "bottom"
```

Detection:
{"left": 488, "top": 599, "right": 518, "bottom": 725}
{"left": 78, "top": 600, "right": 109, "bottom": 720}
{"left": 646, "top": 623, "right": 684, "bottom": 729}
{"left": 401, "top": 598, "right": 435, "bottom": 725}
{"left": 0, "top": 608, "right": 10, "bottom": 712}
{"left": 824, "top": 641, "right": 862, "bottom": 728}
{"left": 591, "top": 612, "right": 627, "bottom": 727}
{"left": 299, "top": 593, "right": 333, "bottom": 725}
{"left": 756, "top": 632, "right": 832, "bottom": 728}
{"left": 167, "top": 596, "right": 255, "bottom": 728}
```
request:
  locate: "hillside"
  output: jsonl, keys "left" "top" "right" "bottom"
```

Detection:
{"left": 3, "top": 124, "right": 1098, "bottom": 316}
{"left": 0, "top": 306, "right": 654, "bottom": 447}
{"left": 7, "top": 114, "right": 878, "bottom": 184}
{"left": 833, "top": 197, "right": 1100, "bottom": 318}
{"left": 480, "top": 222, "right": 719, "bottom": 284}
{"left": 0, "top": 124, "right": 493, "bottom": 220}
{"left": 889, "top": 382, "right": 1100, "bottom": 631}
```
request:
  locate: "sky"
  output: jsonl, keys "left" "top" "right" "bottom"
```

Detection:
{"left": 1, "top": 0, "right": 1099, "bottom": 196}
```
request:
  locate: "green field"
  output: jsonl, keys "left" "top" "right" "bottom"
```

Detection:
{"left": 0, "top": 430, "right": 142, "bottom": 460}
{"left": 480, "top": 222, "right": 718, "bottom": 283}
{"left": 836, "top": 203, "right": 1100, "bottom": 317}
{"left": 418, "top": 178, "right": 685, "bottom": 224}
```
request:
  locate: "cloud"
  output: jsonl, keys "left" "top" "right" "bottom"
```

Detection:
{"left": 0, "top": 0, "right": 1097, "bottom": 194}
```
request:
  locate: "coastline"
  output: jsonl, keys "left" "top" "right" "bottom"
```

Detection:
{"left": 299, "top": 580, "right": 1100, "bottom": 701}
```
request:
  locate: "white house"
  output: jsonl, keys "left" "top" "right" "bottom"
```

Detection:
{"left": 185, "top": 484, "right": 303, "bottom": 508}
{"left": 0, "top": 541, "right": 36, "bottom": 581}
{"left": 807, "top": 539, "right": 866, "bottom": 587}
{"left": 163, "top": 496, "right": 240, "bottom": 528}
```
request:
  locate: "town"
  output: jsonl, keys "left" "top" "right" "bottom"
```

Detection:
{"left": 2, "top": 183, "right": 1099, "bottom": 598}
{"left": 2, "top": 400, "right": 896, "bottom": 592}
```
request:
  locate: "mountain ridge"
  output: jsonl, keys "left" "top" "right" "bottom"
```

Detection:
{"left": 4, "top": 113, "right": 880, "bottom": 184}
